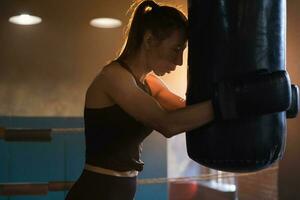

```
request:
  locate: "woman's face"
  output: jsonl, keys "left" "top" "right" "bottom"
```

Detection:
{"left": 148, "top": 29, "right": 187, "bottom": 76}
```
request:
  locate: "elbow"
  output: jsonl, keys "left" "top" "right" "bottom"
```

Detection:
{"left": 154, "top": 123, "right": 176, "bottom": 139}
{"left": 161, "top": 129, "right": 174, "bottom": 138}
{"left": 147, "top": 112, "right": 179, "bottom": 138}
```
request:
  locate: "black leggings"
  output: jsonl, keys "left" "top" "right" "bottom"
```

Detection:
{"left": 65, "top": 170, "right": 137, "bottom": 200}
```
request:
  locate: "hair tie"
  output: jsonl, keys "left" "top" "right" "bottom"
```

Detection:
{"left": 143, "top": 1, "right": 159, "bottom": 14}
{"left": 144, "top": 6, "right": 153, "bottom": 13}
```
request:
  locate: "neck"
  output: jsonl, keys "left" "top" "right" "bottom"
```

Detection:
{"left": 120, "top": 50, "right": 151, "bottom": 83}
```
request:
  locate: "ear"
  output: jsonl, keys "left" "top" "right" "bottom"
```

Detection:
{"left": 143, "top": 31, "right": 157, "bottom": 50}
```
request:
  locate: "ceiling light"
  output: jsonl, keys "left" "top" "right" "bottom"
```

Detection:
{"left": 9, "top": 14, "right": 42, "bottom": 25}
{"left": 90, "top": 18, "right": 122, "bottom": 28}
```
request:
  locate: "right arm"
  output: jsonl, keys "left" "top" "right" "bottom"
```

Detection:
{"left": 100, "top": 64, "right": 214, "bottom": 138}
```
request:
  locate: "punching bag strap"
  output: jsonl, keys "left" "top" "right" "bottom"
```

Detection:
{"left": 286, "top": 84, "right": 299, "bottom": 118}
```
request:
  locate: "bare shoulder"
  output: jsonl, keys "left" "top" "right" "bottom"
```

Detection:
{"left": 98, "top": 62, "right": 136, "bottom": 85}
{"left": 96, "top": 61, "right": 139, "bottom": 95}
{"left": 85, "top": 61, "right": 133, "bottom": 108}
{"left": 100, "top": 61, "right": 121, "bottom": 75}
{"left": 91, "top": 62, "right": 129, "bottom": 85}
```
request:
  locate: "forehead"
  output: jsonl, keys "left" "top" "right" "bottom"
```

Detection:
{"left": 160, "top": 30, "right": 187, "bottom": 47}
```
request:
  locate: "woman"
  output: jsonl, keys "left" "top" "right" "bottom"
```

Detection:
{"left": 65, "top": 0, "right": 214, "bottom": 199}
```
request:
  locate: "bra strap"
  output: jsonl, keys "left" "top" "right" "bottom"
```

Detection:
{"left": 115, "top": 59, "right": 152, "bottom": 95}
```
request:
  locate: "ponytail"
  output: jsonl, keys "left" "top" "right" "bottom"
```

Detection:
{"left": 117, "top": 0, "right": 187, "bottom": 60}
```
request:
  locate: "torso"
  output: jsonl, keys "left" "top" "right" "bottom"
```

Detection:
{"left": 83, "top": 60, "right": 153, "bottom": 172}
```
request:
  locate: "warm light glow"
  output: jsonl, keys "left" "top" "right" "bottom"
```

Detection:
{"left": 8, "top": 14, "right": 42, "bottom": 25}
{"left": 90, "top": 18, "right": 122, "bottom": 28}
{"left": 210, "top": 181, "right": 236, "bottom": 192}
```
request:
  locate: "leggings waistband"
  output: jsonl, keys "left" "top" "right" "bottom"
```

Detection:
{"left": 84, "top": 164, "right": 139, "bottom": 177}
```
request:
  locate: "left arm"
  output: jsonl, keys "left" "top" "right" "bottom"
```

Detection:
{"left": 145, "top": 74, "right": 186, "bottom": 111}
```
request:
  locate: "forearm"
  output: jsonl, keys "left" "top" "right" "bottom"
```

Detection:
{"left": 162, "top": 100, "right": 214, "bottom": 137}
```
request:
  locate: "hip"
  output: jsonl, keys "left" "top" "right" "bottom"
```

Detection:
{"left": 65, "top": 169, "right": 137, "bottom": 200}
{"left": 84, "top": 163, "right": 139, "bottom": 177}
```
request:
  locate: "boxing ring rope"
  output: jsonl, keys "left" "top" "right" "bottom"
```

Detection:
{"left": 0, "top": 166, "right": 278, "bottom": 196}
{"left": 0, "top": 127, "right": 278, "bottom": 195}
{"left": 0, "top": 127, "right": 84, "bottom": 141}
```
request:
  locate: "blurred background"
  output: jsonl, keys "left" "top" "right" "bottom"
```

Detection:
{"left": 0, "top": 0, "right": 299, "bottom": 199}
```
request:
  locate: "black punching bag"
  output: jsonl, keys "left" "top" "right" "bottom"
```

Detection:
{"left": 186, "top": 0, "right": 287, "bottom": 172}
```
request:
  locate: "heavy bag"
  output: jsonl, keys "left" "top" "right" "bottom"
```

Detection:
{"left": 186, "top": 0, "right": 287, "bottom": 172}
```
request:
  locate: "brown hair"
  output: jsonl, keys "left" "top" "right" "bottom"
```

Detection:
{"left": 117, "top": 0, "right": 188, "bottom": 60}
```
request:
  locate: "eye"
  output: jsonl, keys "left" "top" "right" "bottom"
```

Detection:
{"left": 173, "top": 47, "right": 181, "bottom": 53}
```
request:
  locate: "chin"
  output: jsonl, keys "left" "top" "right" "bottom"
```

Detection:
{"left": 153, "top": 70, "right": 164, "bottom": 76}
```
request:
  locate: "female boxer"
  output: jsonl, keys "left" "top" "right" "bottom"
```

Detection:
{"left": 65, "top": 1, "right": 214, "bottom": 199}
